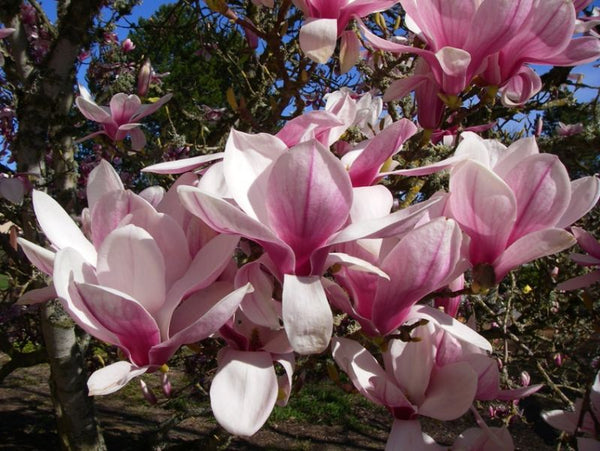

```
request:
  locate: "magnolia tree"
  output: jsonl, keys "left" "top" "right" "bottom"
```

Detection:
{"left": 1, "top": 0, "right": 600, "bottom": 449}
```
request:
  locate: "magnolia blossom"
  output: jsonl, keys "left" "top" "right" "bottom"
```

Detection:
{"left": 177, "top": 128, "right": 435, "bottom": 354}
{"left": 75, "top": 85, "right": 172, "bottom": 150}
{"left": 332, "top": 313, "right": 492, "bottom": 450}
{"left": 361, "top": 0, "right": 600, "bottom": 111}
{"left": 19, "top": 161, "right": 251, "bottom": 394}
{"left": 293, "top": 0, "right": 398, "bottom": 64}
{"left": 395, "top": 134, "right": 600, "bottom": 287}
{"left": 557, "top": 227, "right": 600, "bottom": 290}
{"left": 556, "top": 122, "right": 584, "bottom": 137}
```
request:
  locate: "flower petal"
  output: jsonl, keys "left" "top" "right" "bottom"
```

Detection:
{"left": 282, "top": 275, "right": 332, "bottom": 354}
{"left": 210, "top": 349, "right": 278, "bottom": 436}
{"left": 299, "top": 18, "right": 339, "bottom": 63}
{"left": 96, "top": 225, "right": 166, "bottom": 315}
{"left": 32, "top": 190, "right": 97, "bottom": 265}
{"left": 87, "top": 361, "right": 148, "bottom": 396}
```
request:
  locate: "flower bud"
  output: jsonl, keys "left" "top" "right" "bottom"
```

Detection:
{"left": 139, "top": 379, "right": 157, "bottom": 405}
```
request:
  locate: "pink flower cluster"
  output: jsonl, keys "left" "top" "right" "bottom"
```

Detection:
{"left": 21, "top": 86, "right": 600, "bottom": 444}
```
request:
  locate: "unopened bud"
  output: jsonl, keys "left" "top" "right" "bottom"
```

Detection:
{"left": 520, "top": 371, "right": 531, "bottom": 387}
{"left": 137, "top": 59, "right": 152, "bottom": 97}
{"left": 554, "top": 353, "right": 563, "bottom": 367}
{"left": 140, "top": 379, "right": 157, "bottom": 405}
{"left": 161, "top": 372, "right": 172, "bottom": 397}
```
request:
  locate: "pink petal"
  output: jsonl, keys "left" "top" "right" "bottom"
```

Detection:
{"left": 18, "top": 238, "right": 55, "bottom": 275}
{"left": 385, "top": 323, "right": 436, "bottom": 406}
{"left": 373, "top": 218, "right": 466, "bottom": 335}
{"left": 339, "top": 30, "right": 360, "bottom": 73}
{"left": 76, "top": 282, "right": 160, "bottom": 366}
{"left": 223, "top": 129, "right": 287, "bottom": 221}
{"left": 557, "top": 270, "right": 600, "bottom": 291}
{"left": 556, "top": 176, "right": 600, "bottom": 229}
{"left": 90, "top": 189, "right": 154, "bottom": 248}
{"left": 128, "top": 127, "right": 146, "bottom": 151}
{"left": 120, "top": 208, "right": 191, "bottom": 287}
{"left": 177, "top": 186, "right": 294, "bottom": 273}
{"left": 530, "top": 36, "right": 600, "bottom": 66}
{"left": 138, "top": 186, "right": 165, "bottom": 207}
{"left": 573, "top": 227, "right": 600, "bottom": 259}
{"left": 276, "top": 110, "right": 344, "bottom": 148}
{"left": 348, "top": 119, "right": 418, "bottom": 187}
{"left": 109, "top": 93, "right": 142, "bottom": 124}
{"left": 75, "top": 96, "right": 112, "bottom": 123}
{"left": 142, "top": 153, "right": 224, "bottom": 174}
{"left": 282, "top": 275, "right": 332, "bottom": 354}
{"left": 96, "top": 225, "right": 166, "bottom": 315}
{"left": 448, "top": 160, "right": 516, "bottom": 265}
{"left": 32, "top": 190, "right": 97, "bottom": 265}
{"left": 266, "top": 140, "right": 352, "bottom": 275}
{"left": 332, "top": 337, "right": 409, "bottom": 409}
{"left": 408, "top": 305, "right": 492, "bottom": 352}
{"left": 493, "top": 228, "right": 576, "bottom": 282}
{"left": 169, "top": 281, "right": 234, "bottom": 336}
{"left": 86, "top": 160, "right": 124, "bottom": 211}
{"left": 161, "top": 233, "right": 240, "bottom": 331}
{"left": 383, "top": 75, "right": 428, "bottom": 102}
{"left": 328, "top": 190, "right": 443, "bottom": 246}
{"left": 210, "top": 349, "right": 278, "bottom": 436}
{"left": 150, "top": 283, "right": 252, "bottom": 365}
{"left": 87, "top": 361, "right": 149, "bottom": 396}
{"left": 131, "top": 93, "right": 173, "bottom": 121}
{"left": 386, "top": 420, "right": 444, "bottom": 451}
{"left": 419, "top": 362, "right": 478, "bottom": 420}
{"left": 299, "top": 18, "right": 339, "bottom": 63}
{"left": 17, "top": 285, "right": 57, "bottom": 305}
{"left": 503, "top": 154, "right": 571, "bottom": 243}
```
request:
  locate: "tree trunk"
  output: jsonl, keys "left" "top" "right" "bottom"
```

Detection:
{"left": 41, "top": 301, "right": 107, "bottom": 451}
{"left": 1, "top": 1, "right": 107, "bottom": 448}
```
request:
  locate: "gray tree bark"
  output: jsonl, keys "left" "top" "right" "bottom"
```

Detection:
{"left": 1, "top": 1, "right": 107, "bottom": 449}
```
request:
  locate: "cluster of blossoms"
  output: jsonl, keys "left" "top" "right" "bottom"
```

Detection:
{"left": 20, "top": 84, "right": 600, "bottom": 446}
{"left": 12, "top": 0, "right": 600, "bottom": 448}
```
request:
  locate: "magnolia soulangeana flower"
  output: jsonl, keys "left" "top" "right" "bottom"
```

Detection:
{"left": 332, "top": 313, "right": 492, "bottom": 450}
{"left": 178, "top": 127, "right": 436, "bottom": 354}
{"left": 293, "top": 0, "right": 398, "bottom": 64}
{"left": 395, "top": 134, "right": 600, "bottom": 288}
{"left": 362, "top": 0, "right": 600, "bottom": 108}
{"left": 18, "top": 161, "right": 251, "bottom": 395}
{"left": 75, "top": 85, "right": 172, "bottom": 150}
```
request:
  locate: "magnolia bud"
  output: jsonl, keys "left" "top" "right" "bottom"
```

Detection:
{"left": 520, "top": 371, "right": 531, "bottom": 387}
{"left": 137, "top": 59, "right": 152, "bottom": 97}
{"left": 554, "top": 353, "right": 563, "bottom": 367}
{"left": 161, "top": 372, "right": 172, "bottom": 398}
{"left": 140, "top": 379, "right": 157, "bottom": 405}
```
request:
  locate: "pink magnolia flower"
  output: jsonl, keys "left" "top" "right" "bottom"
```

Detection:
{"left": 75, "top": 85, "right": 172, "bottom": 150}
{"left": 557, "top": 227, "right": 600, "bottom": 290}
{"left": 395, "top": 134, "right": 600, "bottom": 287}
{"left": 332, "top": 314, "right": 489, "bottom": 449}
{"left": 121, "top": 38, "right": 135, "bottom": 52}
{"left": 480, "top": 0, "right": 600, "bottom": 103}
{"left": 293, "top": 0, "right": 399, "bottom": 63}
{"left": 556, "top": 122, "right": 584, "bottom": 137}
{"left": 178, "top": 129, "right": 434, "bottom": 354}
{"left": 361, "top": 0, "right": 600, "bottom": 109}
{"left": 18, "top": 161, "right": 251, "bottom": 394}
{"left": 330, "top": 215, "right": 469, "bottom": 335}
